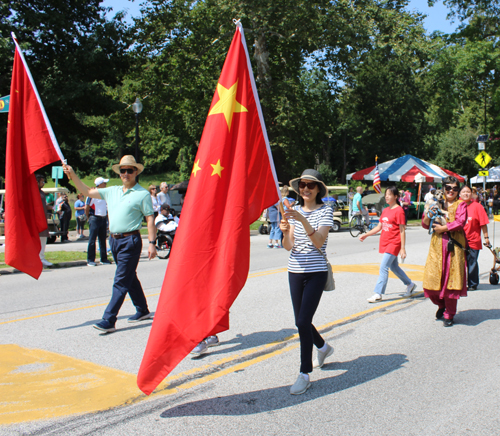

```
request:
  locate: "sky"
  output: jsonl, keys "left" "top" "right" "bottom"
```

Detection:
{"left": 102, "top": 0, "right": 460, "bottom": 33}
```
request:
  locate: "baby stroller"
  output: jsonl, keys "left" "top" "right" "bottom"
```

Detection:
{"left": 483, "top": 242, "right": 500, "bottom": 285}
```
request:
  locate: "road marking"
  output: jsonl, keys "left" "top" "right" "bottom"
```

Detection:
{"left": 0, "top": 344, "right": 140, "bottom": 425}
{"left": 149, "top": 296, "right": 426, "bottom": 400}
{"left": 0, "top": 264, "right": 423, "bottom": 325}
{"left": 0, "top": 291, "right": 424, "bottom": 424}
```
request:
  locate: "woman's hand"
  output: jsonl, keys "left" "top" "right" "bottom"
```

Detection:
{"left": 279, "top": 219, "right": 289, "bottom": 233}
{"left": 283, "top": 208, "right": 305, "bottom": 224}
{"left": 62, "top": 164, "right": 74, "bottom": 180}
{"left": 400, "top": 248, "right": 407, "bottom": 260}
{"left": 432, "top": 223, "right": 448, "bottom": 234}
{"left": 359, "top": 234, "right": 368, "bottom": 242}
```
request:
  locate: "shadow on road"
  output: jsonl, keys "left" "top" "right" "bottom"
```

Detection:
{"left": 160, "top": 353, "right": 407, "bottom": 418}
{"left": 457, "top": 308, "right": 500, "bottom": 326}
{"left": 190, "top": 329, "right": 296, "bottom": 359}
{"left": 56, "top": 313, "right": 155, "bottom": 331}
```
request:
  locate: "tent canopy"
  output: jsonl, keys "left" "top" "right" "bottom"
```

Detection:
{"left": 470, "top": 165, "right": 500, "bottom": 184}
{"left": 346, "top": 155, "right": 466, "bottom": 183}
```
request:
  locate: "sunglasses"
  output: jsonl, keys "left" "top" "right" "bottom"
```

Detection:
{"left": 120, "top": 168, "right": 136, "bottom": 174}
{"left": 444, "top": 185, "right": 459, "bottom": 192}
{"left": 298, "top": 181, "right": 317, "bottom": 190}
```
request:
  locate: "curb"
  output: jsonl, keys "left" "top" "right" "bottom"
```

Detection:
{"left": 0, "top": 260, "right": 89, "bottom": 275}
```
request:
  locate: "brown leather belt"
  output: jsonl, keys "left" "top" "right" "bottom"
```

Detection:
{"left": 110, "top": 230, "right": 140, "bottom": 239}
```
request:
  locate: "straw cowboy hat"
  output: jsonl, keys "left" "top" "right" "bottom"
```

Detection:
{"left": 111, "top": 155, "right": 144, "bottom": 175}
{"left": 289, "top": 169, "right": 327, "bottom": 198}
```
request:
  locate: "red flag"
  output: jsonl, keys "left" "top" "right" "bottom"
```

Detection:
{"left": 4, "top": 34, "right": 64, "bottom": 279}
{"left": 137, "top": 22, "right": 280, "bottom": 395}
{"left": 373, "top": 156, "right": 381, "bottom": 193}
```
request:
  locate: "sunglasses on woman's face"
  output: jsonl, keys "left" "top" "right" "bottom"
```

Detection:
{"left": 444, "top": 185, "right": 459, "bottom": 192}
{"left": 120, "top": 168, "right": 136, "bottom": 174}
{"left": 298, "top": 181, "right": 317, "bottom": 190}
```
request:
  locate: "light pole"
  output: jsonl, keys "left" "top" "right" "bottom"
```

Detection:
{"left": 132, "top": 97, "right": 143, "bottom": 163}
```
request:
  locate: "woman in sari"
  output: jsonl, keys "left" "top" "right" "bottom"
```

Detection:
{"left": 422, "top": 176, "right": 467, "bottom": 327}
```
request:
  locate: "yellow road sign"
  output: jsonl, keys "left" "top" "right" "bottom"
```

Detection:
{"left": 479, "top": 170, "right": 489, "bottom": 176}
{"left": 475, "top": 151, "right": 492, "bottom": 168}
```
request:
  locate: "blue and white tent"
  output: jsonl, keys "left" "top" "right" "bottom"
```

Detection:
{"left": 347, "top": 155, "right": 466, "bottom": 183}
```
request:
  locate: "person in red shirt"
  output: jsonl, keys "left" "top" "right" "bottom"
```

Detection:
{"left": 460, "top": 185, "right": 490, "bottom": 290}
{"left": 359, "top": 186, "right": 416, "bottom": 303}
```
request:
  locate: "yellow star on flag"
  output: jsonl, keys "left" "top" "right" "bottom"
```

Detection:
{"left": 192, "top": 159, "right": 201, "bottom": 176}
{"left": 211, "top": 160, "right": 224, "bottom": 178}
{"left": 208, "top": 80, "right": 248, "bottom": 131}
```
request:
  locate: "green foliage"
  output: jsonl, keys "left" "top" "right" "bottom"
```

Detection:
{"left": 434, "top": 127, "right": 478, "bottom": 176}
{"left": 316, "top": 163, "right": 337, "bottom": 185}
{"left": 0, "top": 0, "right": 134, "bottom": 178}
{"left": 1, "top": 0, "right": 500, "bottom": 189}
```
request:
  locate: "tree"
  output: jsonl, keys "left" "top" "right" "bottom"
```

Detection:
{"left": 0, "top": 1, "right": 134, "bottom": 178}
{"left": 336, "top": 2, "right": 434, "bottom": 179}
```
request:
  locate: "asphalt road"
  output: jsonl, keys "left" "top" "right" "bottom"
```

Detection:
{"left": 1, "top": 226, "right": 500, "bottom": 435}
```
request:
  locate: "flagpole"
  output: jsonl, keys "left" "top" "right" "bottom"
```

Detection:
{"left": 11, "top": 32, "right": 65, "bottom": 164}
{"left": 234, "top": 20, "right": 281, "bottom": 204}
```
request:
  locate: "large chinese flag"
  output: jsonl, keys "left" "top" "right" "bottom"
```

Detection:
{"left": 137, "top": 23, "right": 280, "bottom": 395}
{"left": 5, "top": 34, "right": 64, "bottom": 279}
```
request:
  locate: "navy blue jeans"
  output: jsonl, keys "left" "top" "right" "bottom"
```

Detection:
{"left": 103, "top": 233, "right": 148, "bottom": 325}
{"left": 87, "top": 215, "right": 108, "bottom": 263}
{"left": 466, "top": 248, "right": 480, "bottom": 288}
{"left": 289, "top": 271, "right": 327, "bottom": 374}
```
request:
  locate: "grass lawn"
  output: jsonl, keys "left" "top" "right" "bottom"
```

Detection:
{"left": 0, "top": 251, "right": 96, "bottom": 269}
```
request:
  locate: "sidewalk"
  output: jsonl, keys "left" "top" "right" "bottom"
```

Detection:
{"left": 0, "top": 230, "right": 120, "bottom": 275}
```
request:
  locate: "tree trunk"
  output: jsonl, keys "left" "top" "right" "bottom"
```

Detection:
{"left": 253, "top": 29, "right": 272, "bottom": 90}
{"left": 342, "top": 131, "right": 347, "bottom": 183}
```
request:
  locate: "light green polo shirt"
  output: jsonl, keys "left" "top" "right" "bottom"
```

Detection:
{"left": 98, "top": 184, "right": 154, "bottom": 233}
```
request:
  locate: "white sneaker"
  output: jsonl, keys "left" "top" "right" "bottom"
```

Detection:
{"left": 290, "top": 374, "right": 311, "bottom": 395}
{"left": 41, "top": 259, "right": 53, "bottom": 267}
{"left": 403, "top": 282, "right": 416, "bottom": 297}
{"left": 313, "top": 343, "right": 334, "bottom": 368}
{"left": 190, "top": 340, "right": 208, "bottom": 356}
{"left": 205, "top": 335, "right": 220, "bottom": 347}
{"left": 367, "top": 293, "right": 382, "bottom": 303}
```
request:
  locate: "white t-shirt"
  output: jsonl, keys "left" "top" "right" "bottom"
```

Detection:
{"left": 155, "top": 214, "right": 178, "bottom": 232}
{"left": 424, "top": 192, "right": 435, "bottom": 202}
{"left": 288, "top": 205, "right": 334, "bottom": 273}
{"left": 86, "top": 197, "right": 107, "bottom": 216}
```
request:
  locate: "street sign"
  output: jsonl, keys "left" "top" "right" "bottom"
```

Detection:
{"left": 478, "top": 142, "right": 485, "bottom": 150}
{"left": 52, "top": 166, "right": 64, "bottom": 180}
{"left": 479, "top": 170, "right": 489, "bottom": 176}
{"left": 475, "top": 151, "right": 492, "bottom": 168}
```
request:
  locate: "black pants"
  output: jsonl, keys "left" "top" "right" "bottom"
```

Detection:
{"left": 60, "top": 214, "right": 71, "bottom": 241}
{"left": 289, "top": 271, "right": 327, "bottom": 373}
{"left": 87, "top": 215, "right": 108, "bottom": 263}
{"left": 466, "top": 248, "right": 480, "bottom": 288}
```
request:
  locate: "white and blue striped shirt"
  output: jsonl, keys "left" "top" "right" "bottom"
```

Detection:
{"left": 288, "top": 205, "right": 334, "bottom": 273}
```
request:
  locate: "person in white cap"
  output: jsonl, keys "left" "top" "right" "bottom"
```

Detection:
{"left": 85, "top": 176, "right": 110, "bottom": 267}
{"left": 64, "top": 156, "right": 156, "bottom": 334}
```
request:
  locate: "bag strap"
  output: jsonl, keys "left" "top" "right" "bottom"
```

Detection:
{"left": 447, "top": 232, "right": 468, "bottom": 252}
{"left": 313, "top": 244, "right": 330, "bottom": 265}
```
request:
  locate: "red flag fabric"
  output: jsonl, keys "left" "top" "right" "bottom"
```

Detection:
{"left": 137, "top": 22, "right": 280, "bottom": 395}
{"left": 4, "top": 34, "right": 64, "bottom": 279}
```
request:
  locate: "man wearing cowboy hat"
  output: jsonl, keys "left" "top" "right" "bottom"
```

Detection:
{"left": 63, "top": 155, "right": 157, "bottom": 333}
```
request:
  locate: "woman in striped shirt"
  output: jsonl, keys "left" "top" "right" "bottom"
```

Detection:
{"left": 280, "top": 169, "right": 334, "bottom": 395}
